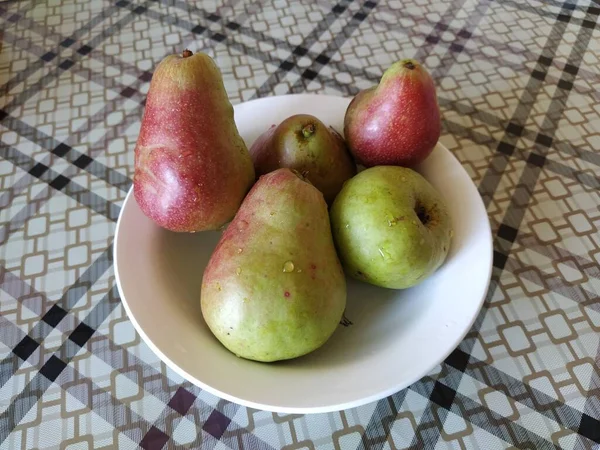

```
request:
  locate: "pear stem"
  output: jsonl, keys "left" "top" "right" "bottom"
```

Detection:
{"left": 290, "top": 169, "right": 307, "bottom": 181}
{"left": 302, "top": 123, "right": 315, "bottom": 138}
{"left": 182, "top": 49, "right": 193, "bottom": 58}
{"left": 403, "top": 60, "right": 416, "bottom": 70}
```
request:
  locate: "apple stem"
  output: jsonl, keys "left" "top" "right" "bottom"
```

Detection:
{"left": 415, "top": 204, "right": 430, "bottom": 225}
{"left": 302, "top": 123, "right": 315, "bottom": 138}
{"left": 182, "top": 49, "right": 193, "bottom": 58}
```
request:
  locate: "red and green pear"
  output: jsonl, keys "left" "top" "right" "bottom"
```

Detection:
{"left": 134, "top": 49, "right": 255, "bottom": 232}
{"left": 249, "top": 114, "right": 356, "bottom": 204}
{"left": 201, "top": 168, "right": 347, "bottom": 362}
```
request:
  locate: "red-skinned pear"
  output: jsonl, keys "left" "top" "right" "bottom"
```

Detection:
{"left": 201, "top": 169, "right": 347, "bottom": 362}
{"left": 344, "top": 59, "right": 441, "bottom": 168}
{"left": 134, "top": 49, "right": 255, "bottom": 232}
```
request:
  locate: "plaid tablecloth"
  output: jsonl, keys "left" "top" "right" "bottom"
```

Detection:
{"left": 1, "top": 0, "right": 599, "bottom": 448}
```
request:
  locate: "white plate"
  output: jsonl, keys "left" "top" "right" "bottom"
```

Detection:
{"left": 114, "top": 94, "right": 492, "bottom": 414}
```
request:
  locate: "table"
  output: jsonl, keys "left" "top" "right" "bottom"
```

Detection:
{"left": 1, "top": 0, "right": 599, "bottom": 448}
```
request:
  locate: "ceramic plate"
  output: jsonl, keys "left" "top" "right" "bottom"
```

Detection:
{"left": 114, "top": 94, "right": 492, "bottom": 414}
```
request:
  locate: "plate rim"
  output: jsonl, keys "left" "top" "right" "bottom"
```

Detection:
{"left": 114, "top": 93, "right": 493, "bottom": 413}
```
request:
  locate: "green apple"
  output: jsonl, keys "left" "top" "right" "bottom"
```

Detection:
{"left": 330, "top": 166, "right": 453, "bottom": 289}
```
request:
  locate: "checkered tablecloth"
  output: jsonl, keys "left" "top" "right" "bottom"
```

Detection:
{"left": 1, "top": 0, "right": 599, "bottom": 448}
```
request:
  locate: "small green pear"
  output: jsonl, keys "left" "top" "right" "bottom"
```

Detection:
{"left": 330, "top": 166, "right": 453, "bottom": 289}
{"left": 201, "top": 168, "right": 347, "bottom": 362}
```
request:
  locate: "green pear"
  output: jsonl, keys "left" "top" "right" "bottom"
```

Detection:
{"left": 330, "top": 166, "right": 453, "bottom": 289}
{"left": 249, "top": 114, "right": 356, "bottom": 204}
{"left": 201, "top": 168, "right": 347, "bottom": 362}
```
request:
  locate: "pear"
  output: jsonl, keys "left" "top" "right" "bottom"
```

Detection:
{"left": 249, "top": 114, "right": 356, "bottom": 204}
{"left": 330, "top": 166, "right": 452, "bottom": 289}
{"left": 134, "top": 49, "right": 255, "bottom": 232}
{"left": 344, "top": 59, "right": 441, "bottom": 168}
{"left": 201, "top": 168, "right": 347, "bottom": 362}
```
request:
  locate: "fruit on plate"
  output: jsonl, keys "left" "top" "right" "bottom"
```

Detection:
{"left": 344, "top": 59, "right": 440, "bottom": 168}
{"left": 330, "top": 166, "right": 452, "bottom": 289}
{"left": 249, "top": 114, "right": 356, "bottom": 204}
{"left": 133, "top": 49, "right": 255, "bottom": 232}
{"left": 201, "top": 168, "right": 347, "bottom": 362}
